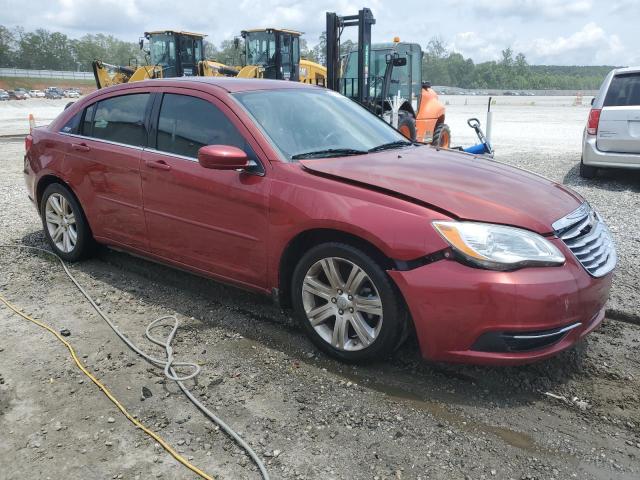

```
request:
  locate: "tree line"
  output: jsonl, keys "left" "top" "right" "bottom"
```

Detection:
{"left": 421, "top": 38, "right": 613, "bottom": 90}
{"left": 0, "top": 26, "right": 143, "bottom": 70}
{"left": 0, "top": 25, "right": 614, "bottom": 90}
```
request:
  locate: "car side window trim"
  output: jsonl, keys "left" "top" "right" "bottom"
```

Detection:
{"left": 59, "top": 131, "right": 146, "bottom": 152}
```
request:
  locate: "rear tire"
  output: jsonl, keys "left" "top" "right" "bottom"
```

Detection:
{"left": 40, "top": 183, "right": 95, "bottom": 262}
{"left": 291, "top": 242, "right": 408, "bottom": 362}
{"left": 432, "top": 123, "right": 451, "bottom": 148}
{"left": 579, "top": 157, "right": 598, "bottom": 179}
{"left": 397, "top": 112, "right": 416, "bottom": 141}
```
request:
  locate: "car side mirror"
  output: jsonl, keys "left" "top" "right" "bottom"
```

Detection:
{"left": 591, "top": 97, "right": 595, "bottom": 106}
{"left": 393, "top": 57, "right": 407, "bottom": 67}
{"left": 198, "top": 145, "right": 250, "bottom": 170}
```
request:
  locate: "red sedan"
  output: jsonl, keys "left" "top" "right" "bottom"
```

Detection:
{"left": 23, "top": 78, "right": 616, "bottom": 365}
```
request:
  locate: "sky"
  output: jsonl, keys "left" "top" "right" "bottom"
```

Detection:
{"left": 2, "top": 0, "right": 639, "bottom": 66}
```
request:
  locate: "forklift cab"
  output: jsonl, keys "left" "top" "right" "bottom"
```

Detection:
{"left": 242, "top": 28, "right": 301, "bottom": 81}
{"left": 145, "top": 31, "right": 205, "bottom": 78}
{"left": 342, "top": 41, "right": 423, "bottom": 111}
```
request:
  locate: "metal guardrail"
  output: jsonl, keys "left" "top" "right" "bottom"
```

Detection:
{"left": 0, "top": 68, "right": 93, "bottom": 80}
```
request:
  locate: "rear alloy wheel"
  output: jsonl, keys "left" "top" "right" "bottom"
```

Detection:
{"left": 579, "top": 157, "right": 598, "bottom": 179}
{"left": 432, "top": 123, "right": 451, "bottom": 149}
{"left": 40, "top": 183, "right": 94, "bottom": 262}
{"left": 292, "top": 243, "right": 407, "bottom": 362}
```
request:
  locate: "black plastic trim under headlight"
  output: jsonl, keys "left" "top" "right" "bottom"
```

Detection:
{"left": 471, "top": 322, "right": 582, "bottom": 353}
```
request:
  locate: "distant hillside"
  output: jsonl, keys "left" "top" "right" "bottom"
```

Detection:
{"left": 529, "top": 65, "right": 618, "bottom": 77}
{"left": 421, "top": 40, "right": 617, "bottom": 91}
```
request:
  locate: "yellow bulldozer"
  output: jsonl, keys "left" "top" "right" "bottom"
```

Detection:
{"left": 92, "top": 29, "right": 326, "bottom": 88}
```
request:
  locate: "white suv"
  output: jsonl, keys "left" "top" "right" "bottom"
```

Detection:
{"left": 581, "top": 67, "right": 640, "bottom": 178}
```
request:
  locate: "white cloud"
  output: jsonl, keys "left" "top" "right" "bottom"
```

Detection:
{"left": 450, "top": 22, "right": 627, "bottom": 66}
{"left": 0, "top": 0, "right": 636, "bottom": 66}
{"left": 457, "top": 0, "right": 593, "bottom": 20}
{"left": 519, "top": 23, "right": 625, "bottom": 64}
{"left": 451, "top": 30, "right": 514, "bottom": 62}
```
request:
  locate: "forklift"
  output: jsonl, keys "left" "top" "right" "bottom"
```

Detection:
{"left": 326, "top": 8, "right": 450, "bottom": 146}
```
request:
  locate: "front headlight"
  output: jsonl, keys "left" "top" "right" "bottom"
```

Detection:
{"left": 432, "top": 221, "right": 565, "bottom": 271}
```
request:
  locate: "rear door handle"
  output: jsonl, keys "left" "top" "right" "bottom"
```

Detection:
{"left": 71, "top": 143, "right": 90, "bottom": 152}
{"left": 145, "top": 160, "right": 172, "bottom": 171}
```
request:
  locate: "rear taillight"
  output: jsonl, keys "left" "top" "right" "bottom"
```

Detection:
{"left": 587, "top": 108, "right": 601, "bottom": 135}
{"left": 25, "top": 134, "right": 33, "bottom": 153}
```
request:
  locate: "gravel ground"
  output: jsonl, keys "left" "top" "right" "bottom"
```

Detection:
{"left": 1, "top": 97, "right": 640, "bottom": 479}
{"left": 0, "top": 98, "right": 76, "bottom": 135}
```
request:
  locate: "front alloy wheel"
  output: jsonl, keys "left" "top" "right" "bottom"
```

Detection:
{"left": 302, "top": 257, "right": 383, "bottom": 351}
{"left": 292, "top": 243, "right": 408, "bottom": 362}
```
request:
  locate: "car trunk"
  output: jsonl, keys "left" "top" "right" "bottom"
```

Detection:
{"left": 597, "top": 72, "right": 640, "bottom": 154}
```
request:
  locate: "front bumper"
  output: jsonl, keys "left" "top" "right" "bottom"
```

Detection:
{"left": 388, "top": 247, "right": 612, "bottom": 365}
{"left": 583, "top": 133, "right": 640, "bottom": 169}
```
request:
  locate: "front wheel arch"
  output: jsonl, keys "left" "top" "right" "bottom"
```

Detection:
{"left": 290, "top": 242, "right": 410, "bottom": 361}
{"left": 278, "top": 229, "right": 395, "bottom": 310}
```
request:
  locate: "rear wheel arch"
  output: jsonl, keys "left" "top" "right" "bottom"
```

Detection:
{"left": 36, "top": 175, "right": 94, "bottom": 235}
{"left": 278, "top": 229, "right": 395, "bottom": 309}
{"left": 36, "top": 175, "right": 70, "bottom": 208}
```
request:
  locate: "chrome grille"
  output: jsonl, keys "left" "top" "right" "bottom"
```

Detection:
{"left": 552, "top": 203, "right": 616, "bottom": 277}
{"left": 553, "top": 203, "right": 617, "bottom": 277}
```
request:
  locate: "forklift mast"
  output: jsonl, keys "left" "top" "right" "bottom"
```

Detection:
{"left": 326, "top": 8, "right": 375, "bottom": 105}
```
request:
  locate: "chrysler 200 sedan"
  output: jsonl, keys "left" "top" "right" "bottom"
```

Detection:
{"left": 23, "top": 78, "right": 616, "bottom": 365}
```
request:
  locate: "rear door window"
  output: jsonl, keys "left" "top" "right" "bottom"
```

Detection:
{"left": 61, "top": 111, "right": 82, "bottom": 134}
{"left": 89, "top": 94, "right": 150, "bottom": 146}
{"left": 604, "top": 73, "right": 640, "bottom": 107}
{"left": 155, "top": 93, "right": 248, "bottom": 158}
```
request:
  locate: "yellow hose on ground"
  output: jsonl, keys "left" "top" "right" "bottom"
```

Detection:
{"left": 0, "top": 293, "right": 214, "bottom": 480}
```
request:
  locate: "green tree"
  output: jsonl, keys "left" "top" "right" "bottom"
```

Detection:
{"left": 515, "top": 52, "right": 528, "bottom": 75}
{"left": 310, "top": 31, "right": 326, "bottom": 65}
{"left": 0, "top": 25, "right": 15, "bottom": 66}
{"left": 73, "top": 33, "right": 141, "bottom": 70}
{"left": 214, "top": 38, "right": 243, "bottom": 66}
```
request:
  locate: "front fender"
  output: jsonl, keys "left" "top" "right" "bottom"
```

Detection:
{"left": 267, "top": 163, "right": 451, "bottom": 286}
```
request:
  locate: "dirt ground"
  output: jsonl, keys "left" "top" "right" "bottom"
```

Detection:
{"left": 1, "top": 97, "right": 639, "bottom": 480}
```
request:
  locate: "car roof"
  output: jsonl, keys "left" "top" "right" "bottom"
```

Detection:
{"left": 98, "top": 77, "right": 318, "bottom": 95}
{"left": 612, "top": 66, "right": 640, "bottom": 75}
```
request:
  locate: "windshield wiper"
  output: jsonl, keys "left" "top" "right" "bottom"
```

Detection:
{"left": 368, "top": 140, "right": 415, "bottom": 152}
{"left": 291, "top": 148, "right": 368, "bottom": 160}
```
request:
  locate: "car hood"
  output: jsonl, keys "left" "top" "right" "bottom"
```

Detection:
{"left": 299, "top": 146, "right": 583, "bottom": 234}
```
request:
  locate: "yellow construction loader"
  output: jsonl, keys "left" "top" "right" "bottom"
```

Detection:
{"left": 92, "top": 29, "right": 326, "bottom": 88}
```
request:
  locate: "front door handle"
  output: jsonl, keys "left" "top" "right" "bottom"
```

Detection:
{"left": 71, "top": 143, "right": 90, "bottom": 152}
{"left": 145, "top": 160, "right": 171, "bottom": 171}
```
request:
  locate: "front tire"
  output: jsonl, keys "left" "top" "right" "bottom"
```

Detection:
{"left": 432, "top": 123, "right": 451, "bottom": 148}
{"left": 40, "top": 183, "right": 94, "bottom": 262}
{"left": 291, "top": 243, "right": 407, "bottom": 362}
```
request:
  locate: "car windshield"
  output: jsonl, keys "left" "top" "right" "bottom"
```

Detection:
{"left": 234, "top": 88, "right": 410, "bottom": 160}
